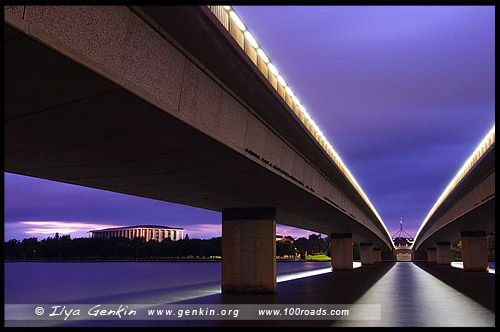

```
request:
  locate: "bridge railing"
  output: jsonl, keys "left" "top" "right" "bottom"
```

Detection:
{"left": 207, "top": 5, "right": 391, "bottom": 239}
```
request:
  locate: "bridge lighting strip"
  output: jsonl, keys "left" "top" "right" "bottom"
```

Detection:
{"left": 413, "top": 125, "right": 496, "bottom": 246}
{"left": 208, "top": 6, "right": 392, "bottom": 241}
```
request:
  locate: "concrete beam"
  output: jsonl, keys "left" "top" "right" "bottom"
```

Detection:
{"left": 221, "top": 207, "right": 276, "bottom": 293}
{"left": 330, "top": 233, "right": 353, "bottom": 271}
{"left": 360, "top": 243, "right": 374, "bottom": 265}
{"left": 436, "top": 242, "right": 451, "bottom": 265}
{"left": 373, "top": 248, "right": 382, "bottom": 263}
{"left": 461, "top": 231, "right": 489, "bottom": 272}
{"left": 427, "top": 248, "right": 437, "bottom": 263}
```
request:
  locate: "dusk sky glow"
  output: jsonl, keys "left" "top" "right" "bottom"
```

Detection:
{"left": 4, "top": 6, "right": 495, "bottom": 241}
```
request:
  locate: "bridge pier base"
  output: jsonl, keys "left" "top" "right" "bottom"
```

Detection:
{"left": 427, "top": 248, "right": 437, "bottom": 263}
{"left": 373, "top": 248, "right": 382, "bottom": 263}
{"left": 221, "top": 208, "right": 276, "bottom": 293}
{"left": 436, "top": 242, "right": 451, "bottom": 265}
{"left": 360, "top": 243, "right": 374, "bottom": 265}
{"left": 461, "top": 231, "right": 489, "bottom": 272}
{"left": 330, "top": 233, "right": 353, "bottom": 271}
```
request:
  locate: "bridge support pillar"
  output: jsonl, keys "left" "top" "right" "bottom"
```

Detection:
{"left": 461, "top": 231, "right": 489, "bottom": 272}
{"left": 373, "top": 248, "right": 382, "bottom": 263}
{"left": 330, "top": 233, "right": 353, "bottom": 271}
{"left": 360, "top": 243, "right": 374, "bottom": 265}
{"left": 427, "top": 248, "right": 437, "bottom": 263}
{"left": 221, "top": 208, "right": 276, "bottom": 293}
{"left": 436, "top": 242, "right": 451, "bottom": 265}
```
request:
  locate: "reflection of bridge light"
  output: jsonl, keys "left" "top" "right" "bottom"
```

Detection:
{"left": 413, "top": 125, "right": 495, "bottom": 246}
{"left": 209, "top": 6, "right": 393, "bottom": 247}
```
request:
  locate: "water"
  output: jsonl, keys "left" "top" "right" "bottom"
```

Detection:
{"left": 451, "top": 261, "right": 495, "bottom": 274}
{"left": 333, "top": 262, "right": 495, "bottom": 327}
{"left": 4, "top": 261, "right": 494, "bottom": 327}
{"left": 4, "top": 261, "right": 331, "bottom": 304}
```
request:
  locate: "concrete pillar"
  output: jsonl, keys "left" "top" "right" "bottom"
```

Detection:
{"left": 436, "top": 242, "right": 451, "bottom": 265}
{"left": 427, "top": 248, "right": 437, "bottom": 263}
{"left": 222, "top": 207, "right": 276, "bottom": 293}
{"left": 461, "top": 231, "right": 489, "bottom": 272}
{"left": 159, "top": 230, "right": 164, "bottom": 243}
{"left": 360, "top": 243, "right": 374, "bottom": 265}
{"left": 373, "top": 248, "right": 382, "bottom": 263}
{"left": 330, "top": 233, "right": 353, "bottom": 271}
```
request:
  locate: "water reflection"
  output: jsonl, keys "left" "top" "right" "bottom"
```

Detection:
{"left": 333, "top": 262, "right": 494, "bottom": 327}
{"left": 451, "top": 262, "right": 495, "bottom": 274}
{"left": 4, "top": 261, "right": 333, "bottom": 304}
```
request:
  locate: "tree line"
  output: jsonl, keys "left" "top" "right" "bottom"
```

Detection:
{"left": 4, "top": 233, "right": 335, "bottom": 260}
{"left": 4, "top": 234, "right": 222, "bottom": 260}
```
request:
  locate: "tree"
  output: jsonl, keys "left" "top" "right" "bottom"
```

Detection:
{"left": 277, "top": 241, "right": 297, "bottom": 257}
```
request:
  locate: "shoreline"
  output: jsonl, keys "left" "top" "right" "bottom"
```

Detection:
{"left": 3, "top": 258, "right": 332, "bottom": 263}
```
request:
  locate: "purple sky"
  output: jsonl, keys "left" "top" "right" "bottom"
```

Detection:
{"left": 4, "top": 6, "right": 495, "bottom": 241}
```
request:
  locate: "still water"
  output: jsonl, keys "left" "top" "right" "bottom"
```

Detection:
{"left": 4, "top": 261, "right": 331, "bottom": 304}
{"left": 4, "top": 261, "right": 495, "bottom": 327}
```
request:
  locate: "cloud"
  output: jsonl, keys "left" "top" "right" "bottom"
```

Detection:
{"left": 5, "top": 221, "right": 119, "bottom": 241}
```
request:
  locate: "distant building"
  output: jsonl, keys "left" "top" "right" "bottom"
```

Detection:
{"left": 276, "top": 235, "right": 294, "bottom": 243}
{"left": 89, "top": 225, "right": 184, "bottom": 242}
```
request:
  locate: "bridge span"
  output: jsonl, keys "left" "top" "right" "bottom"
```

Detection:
{"left": 412, "top": 126, "right": 495, "bottom": 271}
{"left": 5, "top": 5, "right": 394, "bottom": 292}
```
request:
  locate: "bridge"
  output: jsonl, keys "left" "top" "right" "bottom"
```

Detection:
{"left": 4, "top": 5, "right": 394, "bottom": 292}
{"left": 412, "top": 126, "right": 495, "bottom": 271}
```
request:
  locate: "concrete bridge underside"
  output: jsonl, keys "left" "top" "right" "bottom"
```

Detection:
{"left": 5, "top": 6, "right": 393, "bottom": 291}
{"left": 413, "top": 144, "right": 495, "bottom": 271}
